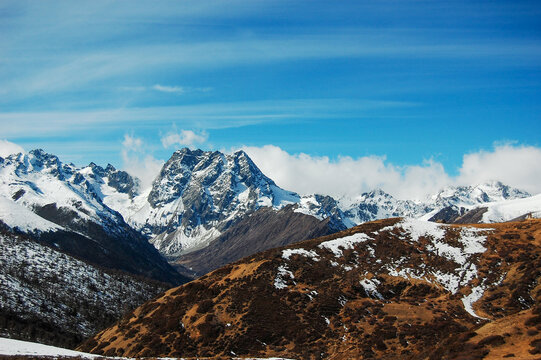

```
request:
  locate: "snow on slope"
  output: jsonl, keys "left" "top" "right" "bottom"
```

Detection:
{"left": 0, "top": 337, "right": 293, "bottom": 360}
{"left": 276, "top": 218, "right": 492, "bottom": 318}
{"left": 0, "top": 230, "right": 166, "bottom": 343}
{"left": 0, "top": 196, "right": 61, "bottom": 233}
{"left": 0, "top": 337, "right": 99, "bottom": 358}
{"left": 482, "top": 193, "right": 541, "bottom": 222}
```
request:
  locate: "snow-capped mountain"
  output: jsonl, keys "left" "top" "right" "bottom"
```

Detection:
{"left": 428, "top": 180, "right": 530, "bottom": 208}
{"left": 422, "top": 181, "right": 533, "bottom": 223}
{"left": 102, "top": 148, "right": 300, "bottom": 257}
{"left": 1, "top": 147, "right": 537, "bottom": 266}
{"left": 0, "top": 150, "right": 122, "bottom": 232}
{"left": 0, "top": 149, "right": 186, "bottom": 284}
{"left": 338, "top": 189, "right": 431, "bottom": 226}
{"left": 90, "top": 148, "right": 535, "bottom": 261}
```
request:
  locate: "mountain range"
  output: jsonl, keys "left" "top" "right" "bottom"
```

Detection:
{"left": 0, "top": 146, "right": 540, "bottom": 356}
{"left": 1, "top": 147, "right": 539, "bottom": 279}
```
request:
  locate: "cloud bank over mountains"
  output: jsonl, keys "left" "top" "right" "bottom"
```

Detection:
{"left": 1, "top": 138, "right": 539, "bottom": 201}
{"left": 0, "top": 140, "right": 25, "bottom": 158}
{"left": 241, "top": 143, "right": 541, "bottom": 200}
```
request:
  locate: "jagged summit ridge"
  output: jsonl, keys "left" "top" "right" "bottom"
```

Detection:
{"left": 0, "top": 149, "right": 186, "bottom": 284}
{"left": 91, "top": 148, "right": 535, "bottom": 259}
{"left": 111, "top": 148, "right": 300, "bottom": 257}
{"left": 2, "top": 147, "right": 537, "bottom": 264}
{"left": 429, "top": 180, "right": 530, "bottom": 207}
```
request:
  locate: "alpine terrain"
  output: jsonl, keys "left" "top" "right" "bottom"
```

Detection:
{"left": 80, "top": 217, "right": 541, "bottom": 359}
{"left": 1, "top": 148, "right": 539, "bottom": 281}
{"left": 0, "top": 150, "right": 189, "bottom": 348}
{"left": 0, "top": 223, "right": 168, "bottom": 348}
{"left": 85, "top": 148, "right": 538, "bottom": 277}
{"left": 0, "top": 149, "right": 187, "bottom": 284}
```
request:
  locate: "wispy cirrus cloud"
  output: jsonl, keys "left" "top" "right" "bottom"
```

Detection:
{"left": 0, "top": 98, "right": 417, "bottom": 137}
{"left": 152, "top": 84, "right": 186, "bottom": 94}
{"left": 3, "top": 32, "right": 541, "bottom": 98}
{"left": 121, "top": 84, "right": 213, "bottom": 95}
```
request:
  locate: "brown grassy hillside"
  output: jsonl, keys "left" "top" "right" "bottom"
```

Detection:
{"left": 79, "top": 218, "right": 541, "bottom": 359}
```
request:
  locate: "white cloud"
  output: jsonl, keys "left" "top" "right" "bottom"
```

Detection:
{"left": 152, "top": 84, "right": 186, "bottom": 94}
{"left": 0, "top": 140, "right": 25, "bottom": 158}
{"left": 241, "top": 144, "right": 541, "bottom": 200}
{"left": 161, "top": 129, "right": 208, "bottom": 149}
{"left": 121, "top": 134, "right": 143, "bottom": 152}
{"left": 456, "top": 144, "right": 541, "bottom": 195}
{"left": 120, "top": 134, "right": 163, "bottom": 189}
{"left": 241, "top": 145, "right": 450, "bottom": 200}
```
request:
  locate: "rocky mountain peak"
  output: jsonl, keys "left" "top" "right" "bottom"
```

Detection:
{"left": 105, "top": 163, "right": 117, "bottom": 173}
{"left": 7, "top": 149, "right": 70, "bottom": 180}
{"left": 360, "top": 188, "right": 393, "bottom": 201}
{"left": 87, "top": 162, "right": 106, "bottom": 177}
{"left": 430, "top": 181, "right": 530, "bottom": 207}
{"left": 134, "top": 148, "right": 300, "bottom": 256}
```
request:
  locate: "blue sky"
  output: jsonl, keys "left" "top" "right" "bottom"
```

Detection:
{"left": 1, "top": 0, "right": 540, "bottom": 197}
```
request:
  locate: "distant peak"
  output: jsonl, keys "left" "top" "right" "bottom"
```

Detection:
{"left": 233, "top": 149, "right": 248, "bottom": 157}
{"left": 174, "top": 147, "right": 191, "bottom": 154}
{"left": 174, "top": 147, "right": 205, "bottom": 155}
{"left": 363, "top": 188, "right": 391, "bottom": 198}
{"left": 29, "top": 148, "right": 47, "bottom": 157}
{"left": 28, "top": 149, "right": 59, "bottom": 162}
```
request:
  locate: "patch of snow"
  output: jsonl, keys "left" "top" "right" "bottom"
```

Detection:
{"left": 282, "top": 248, "right": 320, "bottom": 261}
{"left": 395, "top": 218, "right": 446, "bottom": 242}
{"left": 462, "top": 285, "right": 489, "bottom": 320}
{"left": 381, "top": 220, "right": 490, "bottom": 294}
{"left": 0, "top": 337, "right": 100, "bottom": 358}
{"left": 274, "top": 265, "right": 295, "bottom": 290}
{"left": 360, "top": 278, "right": 384, "bottom": 300}
{"left": 318, "top": 232, "right": 372, "bottom": 257}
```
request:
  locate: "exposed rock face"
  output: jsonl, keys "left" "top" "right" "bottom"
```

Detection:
{"left": 79, "top": 218, "right": 541, "bottom": 360}
{"left": 428, "top": 206, "right": 489, "bottom": 224}
{"left": 117, "top": 148, "right": 300, "bottom": 257}
{"left": 173, "top": 205, "right": 344, "bottom": 277}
